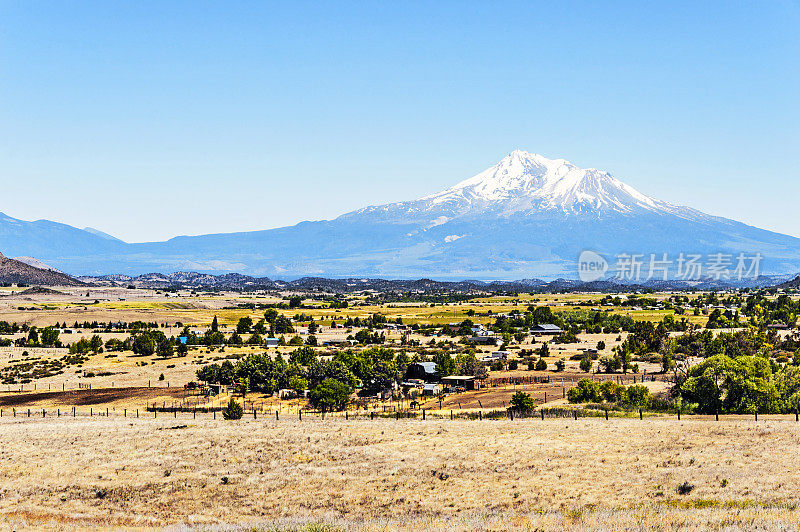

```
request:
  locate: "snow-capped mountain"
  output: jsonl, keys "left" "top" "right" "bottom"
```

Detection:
{"left": 2, "top": 150, "right": 800, "bottom": 280}
{"left": 346, "top": 150, "right": 705, "bottom": 224}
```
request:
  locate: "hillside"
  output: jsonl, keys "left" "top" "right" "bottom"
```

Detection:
{"left": 0, "top": 252, "right": 85, "bottom": 286}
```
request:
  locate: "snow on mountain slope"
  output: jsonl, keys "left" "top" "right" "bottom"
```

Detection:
{"left": 346, "top": 150, "right": 704, "bottom": 223}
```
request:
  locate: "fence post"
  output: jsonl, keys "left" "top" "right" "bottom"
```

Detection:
{"left": 715, "top": 409, "right": 719, "bottom": 421}
{"left": 345, "top": 411, "right": 348, "bottom": 420}
{"left": 639, "top": 409, "right": 642, "bottom": 420}
{"left": 478, "top": 410, "right": 481, "bottom": 421}
{"left": 677, "top": 409, "right": 681, "bottom": 421}
{"left": 137, "top": 409, "right": 139, "bottom": 418}
{"left": 796, "top": 409, "right": 798, "bottom": 422}
{"left": 540, "top": 409, "right": 544, "bottom": 421}
{"left": 253, "top": 409, "right": 257, "bottom": 419}
{"left": 605, "top": 409, "right": 608, "bottom": 420}
{"left": 422, "top": 409, "right": 426, "bottom": 420}
{"left": 106, "top": 408, "right": 109, "bottom": 417}
{"left": 370, "top": 412, "right": 374, "bottom": 420}
{"left": 755, "top": 411, "right": 758, "bottom": 421}
{"left": 450, "top": 410, "right": 453, "bottom": 420}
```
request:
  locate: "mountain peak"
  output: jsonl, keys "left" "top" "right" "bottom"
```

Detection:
{"left": 419, "top": 150, "right": 669, "bottom": 217}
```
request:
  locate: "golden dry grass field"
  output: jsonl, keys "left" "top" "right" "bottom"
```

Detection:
{"left": 0, "top": 287, "right": 798, "bottom": 530}
{"left": 2, "top": 415, "right": 800, "bottom": 530}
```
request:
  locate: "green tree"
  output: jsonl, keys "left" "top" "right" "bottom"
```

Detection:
{"left": 222, "top": 398, "right": 243, "bottom": 420}
{"left": 510, "top": 390, "right": 535, "bottom": 412}
{"left": 680, "top": 354, "right": 781, "bottom": 414}
{"left": 157, "top": 340, "right": 173, "bottom": 358}
{"left": 433, "top": 352, "right": 456, "bottom": 377}
{"left": 40, "top": 326, "right": 60, "bottom": 347}
{"left": 289, "top": 346, "right": 317, "bottom": 366}
{"left": 288, "top": 375, "right": 309, "bottom": 394}
{"left": 132, "top": 334, "right": 155, "bottom": 356}
{"left": 538, "top": 342, "right": 550, "bottom": 358}
{"left": 309, "top": 378, "right": 351, "bottom": 411}
{"left": 236, "top": 317, "right": 253, "bottom": 333}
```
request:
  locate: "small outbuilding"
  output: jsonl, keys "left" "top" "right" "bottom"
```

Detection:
{"left": 441, "top": 375, "right": 476, "bottom": 390}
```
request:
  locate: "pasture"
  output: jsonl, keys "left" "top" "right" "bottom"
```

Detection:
{"left": 2, "top": 415, "right": 800, "bottom": 530}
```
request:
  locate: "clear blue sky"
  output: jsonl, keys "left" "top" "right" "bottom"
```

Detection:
{"left": 1, "top": 1, "right": 798, "bottom": 242}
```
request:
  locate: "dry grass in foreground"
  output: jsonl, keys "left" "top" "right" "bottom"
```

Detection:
{"left": 2, "top": 416, "right": 800, "bottom": 530}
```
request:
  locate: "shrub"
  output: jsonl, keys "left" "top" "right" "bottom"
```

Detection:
{"left": 510, "top": 391, "right": 535, "bottom": 412}
{"left": 568, "top": 378, "right": 602, "bottom": 403}
{"left": 222, "top": 398, "right": 243, "bottom": 420}
{"left": 579, "top": 356, "right": 592, "bottom": 373}
{"left": 599, "top": 380, "right": 625, "bottom": 402}
{"left": 624, "top": 384, "right": 651, "bottom": 408}
{"left": 535, "top": 357, "right": 548, "bottom": 371}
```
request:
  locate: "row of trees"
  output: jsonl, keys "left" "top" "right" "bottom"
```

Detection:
{"left": 567, "top": 379, "right": 651, "bottom": 408}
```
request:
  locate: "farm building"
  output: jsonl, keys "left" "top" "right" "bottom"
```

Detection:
{"left": 323, "top": 339, "right": 352, "bottom": 347}
{"left": 405, "top": 362, "right": 439, "bottom": 382}
{"left": 530, "top": 324, "right": 563, "bottom": 336}
{"left": 441, "top": 375, "right": 476, "bottom": 390}
{"left": 482, "top": 350, "right": 509, "bottom": 362}
{"left": 469, "top": 335, "right": 499, "bottom": 345}
{"left": 422, "top": 383, "right": 441, "bottom": 396}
